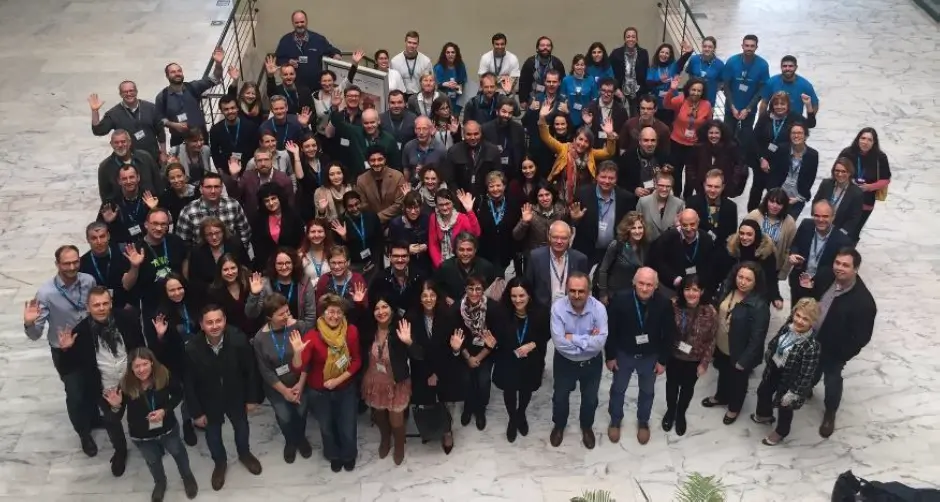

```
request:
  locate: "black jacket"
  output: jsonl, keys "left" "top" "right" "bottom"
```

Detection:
{"left": 714, "top": 283, "right": 770, "bottom": 369}
{"left": 334, "top": 210, "right": 385, "bottom": 271}
{"left": 585, "top": 99, "right": 629, "bottom": 149}
{"left": 407, "top": 308, "right": 463, "bottom": 404}
{"left": 767, "top": 144, "right": 819, "bottom": 205}
{"left": 813, "top": 179, "right": 864, "bottom": 237}
{"left": 462, "top": 94, "right": 501, "bottom": 125}
{"left": 79, "top": 247, "right": 132, "bottom": 309}
{"left": 650, "top": 228, "right": 715, "bottom": 290}
{"left": 184, "top": 327, "right": 261, "bottom": 423}
{"left": 786, "top": 220, "right": 852, "bottom": 281}
{"left": 265, "top": 76, "right": 315, "bottom": 115}
{"left": 357, "top": 309, "right": 424, "bottom": 383}
{"left": 481, "top": 119, "right": 527, "bottom": 178}
{"left": 209, "top": 118, "right": 260, "bottom": 173}
{"left": 812, "top": 275, "right": 876, "bottom": 363}
{"left": 609, "top": 45, "right": 650, "bottom": 97}
{"left": 518, "top": 55, "right": 566, "bottom": 105}
{"left": 749, "top": 111, "right": 816, "bottom": 168}
{"left": 475, "top": 194, "right": 522, "bottom": 270}
{"left": 58, "top": 310, "right": 150, "bottom": 393}
{"left": 492, "top": 306, "right": 550, "bottom": 392}
{"left": 251, "top": 207, "right": 306, "bottom": 270}
{"left": 451, "top": 298, "right": 511, "bottom": 358}
{"left": 440, "top": 141, "right": 503, "bottom": 195}
{"left": 571, "top": 184, "right": 637, "bottom": 259}
{"left": 686, "top": 194, "right": 739, "bottom": 251}
{"left": 619, "top": 147, "right": 671, "bottom": 193}
{"left": 369, "top": 266, "right": 426, "bottom": 318}
{"left": 434, "top": 257, "right": 500, "bottom": 303}
{"left": 104, "top": 376, "right": 184, "bottom": 440}
{"left": 605, "top": 289, "right": 677, "bottom": 365}
{"left": 380, "top": 110, "right": 418, "bottom": 152}
{"left": 711, "top": 234, "right": 781, "bottom": 302}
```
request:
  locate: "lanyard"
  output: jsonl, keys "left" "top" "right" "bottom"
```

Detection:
{"left": 809, "top": 232, "right": 826, "bottom": 264}
{"left": 416, "top": 146, "right": 434, "bottom": 163}
{"left": 857, "top": 156, "right": 865, "bottom": 180}
{"left": 596, "top": 187, "right": 613, "bottom": 221}
{"left": 535, "top": 58, "right": 550, "bottom": 81}
{"left": 550, "top": 252, "right": 568, "bottom": 286}
{"left": 277, "top": 281, "right": 295, "bottom": 304}
{"left": 685, "top": 236, "right": 699, "bottom": 263}
{"left": 310, "top": 255, "right": 323, "bottom": 276}
{"left": 405, "top": 57, "right": 417, "bottom": 78}
{"left": 437, "top": 129, "right": 448, "bottom": 146}
{"left": 633, "top": 292, "right": 647, "bottom": 333}
{"left": 294, "top": 34, "right": 307, "bottom": 53}
{"left": 123, "top": 197, "right": 142, "bottom": 222}
{"left": 145, "top": 239, "right": 169, "bottom": 262}
{"left": 91, "top": 248, "right": 111, "bottom": 284}
{"left": 225, "top": 119, "right": 240, "bottom": 145}
{"left": 348, "top": 214, "right": 366, "bottom": 243}
{"left": 55, "top": 280, "right": 85, "bottom": 312}
{"left": 516, "top": 316, "right": 529, "bottom": 345}
{"left": 424, "top": 315, "right": 434, "bottom": 336}
{"left": 146, "top": 390, "right": 157, "bottom": 411}
{"left": 679, "top": 309, "right": 688, "bottom": 333}
{"left": 180, "top": 304, "right": 192, "bottom": 337}
{"left": 488, "top": 197, "right": 506, "bottom": 225}
{"left": 331, "top": 275, "right": 350, "bottom": 297}
{"left": 270, "top": 325, "right": 289, "bottom": 361}
{"left": 394, "top": 273, "right": 409, "bottom": 294}
{"left": 269, "top": 120, "right": 289, "bottom": 145}
{"left": 283, "top": 87, "right": 297, "bottom": 107}
{"left": 830, "top": 184, "right": 846, "bottom": 207}
{"left": 493, "top": 55, "right": 504, "bottom": 75}
{"left": 739, "top": 57, "right": 755, "bottom": 81}
{"left": 789, "top": 154, "right": 803, "bottom": 176}
{"left": 771, "top": 118, "right": 784, "bottom": 142}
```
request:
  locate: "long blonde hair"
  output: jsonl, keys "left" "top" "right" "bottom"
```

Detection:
{"left": 120, "top": 347, "right": 170, "bottom": 400}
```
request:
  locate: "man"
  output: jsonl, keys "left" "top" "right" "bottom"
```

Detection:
{"left": 636, "top": 172, "right": 685, "bottom": 241}
{"left": 524, "top": 221, "right": 591, "bottom": 307}
{"left": 525, "top": 68, "right": 566, "bottom": 115}
{"left": 549, "top": 272, "right": 609, "bottom": 448}
{"left": 686, "top": 169, "right": 739, "bottom": 248}
{"left": 156, "top": 48, "right": 224, "bottom": 147}
{"left": 441, "top": 120, "right": 502, "bottom": 194}
{"left": 605, "top": 268, "right": 675, "bottom": 445}
{"left": 808, "top": 248, "right": 876, "bottom": 438}
{"left": 787, "top": 200, "right": 851, "bottom": 303}
{"left": 185, "top": 305, "right": 263, "bottom": 491}
{"left": 354, "top": 145, "right": 407, "bottom": 224}
{"left": 401, "top": 116, "right": 445, "bottom": 184}
{"left": 209, "top": 95, "right": 261, "bottom": 173}
{"left": 585, "top": 78, "right": 629, "bottom": 149}
{"left": 463, "top": 73, "right": 503, "bottom": 125}
{"left": 331, "top": 93, "right": 401, "bottom": 176}
{"left": 121, "top": 208, "right": 188, "bottom": 307}
{"left": 618, "top": 95, "right": 671, "bottom": 156}
{"left": 264, "top": 55, "right": 314, "bottom": 115}
{"left": 379, "top": 90, "right": 418, "bottom": 152}
{"left": 176, "top": 173, "right": 252, "bottom": 249}
{"left": 369, "top": 241, "right": 425, "bottom": 317}
{"left": 619, "top": 125, "right": 670, "bottom": 196}
{"left": 477, "top": 33, "right": 521, "bottom": 80}
{"left": 481, "top": 97, "right": 526, "bottom": 176}
{"left": 23, "top": 246, "right": 98, "bottom": 456}
{"left": 274, "top": 10, "right": 341, "bottom": 91}
{"left": 721, "top": 34, "right": 770, "bottom": 133}
{"left": 435, "top": 232, "right": 499, "bottom": 304}
{"left": 609, "top": 27, "right": 650, "bottom": 115}
{"left": 89, "top": 81, "right": 166, "bottom": 163}
{"left": 570, "top": 161, "right": 637, "bottom": 264}
{"left": 518, "top": 36, "right": 566, "bottom": 105}
{"left": 390, "top": 31, "right": 432, "bottom": 98}
{"left": 98, "top": 129, "right": 163, "bottom": 203}
{"left": 760, "top": 55, "right": 818, "bottom": 118}
{"left": 60, "top": 287, "right": 147, "bottom": 477}
{"left": 261, "top": 95, "right": 310, "bottom": 151}
{"left": 99, "top": 164, "right": 149, "bottom": 245}
{"left": 80, "top": 222, "right": 131, "bottom": 310}
{"left": 224, "top": 148, "right": 294, "bottom": 223}
{"left": 334, "top": 191, "right": 385, "bottom": 277}
{"left": 650, "top": 209, "right": 715, "bottom": 291}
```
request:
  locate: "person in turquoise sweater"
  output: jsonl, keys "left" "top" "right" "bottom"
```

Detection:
{"left": 646, "top": 41, "right": 693, "bottom": 126}
{"left": 433, "top": 42, "right": 469, "bottom": 116}
{"left": 585, "top": 42, "right": 615, "bottom": 87}
{"left": 560, "top": 55, "right": 598, "bottom": 128}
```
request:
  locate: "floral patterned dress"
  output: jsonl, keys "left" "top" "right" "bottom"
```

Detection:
{"left": 362, "top": 333, "right": 412, "bottom": 412}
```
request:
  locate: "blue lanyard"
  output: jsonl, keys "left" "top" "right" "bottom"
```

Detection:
{"left": 145, "top": 239, "right": 169, "bottom": 262}
{"left": 771, "top": 118, "right": 785, "bottom": 142}
{"left": 312, "top": 258, "right": 323, "bottom": 276}
{"left": 55, "top": 280, "right": 85, "bottom": 312}
{"left": 146, "top": 390, "right": 156, "bottom": 411}
{"left": 269, "top": 120, "right": 289, "bottom": 144}
{"left": 90, "top": 248, "right": 111, "bottom": 284}
{"left": 348, "top": 214, "right": 366, "bottom": 243}
{"left": 679, "top": 310, "right": 688, "bottom": 332}
{"left": 180, "top": 304, "right": 192, "bottom": 337}
{"left": 633, "top": 292, "right": 647, "bottom": 333}
{"left": 416, "top": 146, "right": 434, "bottom": 163}
{"left": 270, "top": 325, "right": 289, "bottom": 361}
{"left": 856, "top": 156, "right": 865, "bottom": 181}
{"left": 225, "top": 119, "right": 240, "bottom": 145}
{"left": 277, "top": 281, "right": 295, "bottom": 304}
{"left": 739, "top": 58, "right": 754, "bottom": 81}
{"left": 485, "top": 97, "right": 496, "bottom": 118}
{"left": 776, "top": 333, "right": 799, "bottom": 355}
{"left": 331, "top": 275, "right": 350, "bottom": 297}
{"left": 283, "top": 87, "right": 296, "bottom": 106}
{"left": 829, "top": 184, "right": 846, "bottom": 207}
{"left": 596, "top": 187, "right": 613, "bottom": 221}
{"left": 516, "top": 316, "right": 529, "bottom": 345}
{"left": 488, "top": 197, "right": 506, "bottom": 225}
{"left": 123, "top": 198, "right": 142, "bottom": 222}
{"left": 535, "top": 59, "right": 550, "bottom": 81}
{"left": 685, "top": 237, "right": 699, "bottom": 263}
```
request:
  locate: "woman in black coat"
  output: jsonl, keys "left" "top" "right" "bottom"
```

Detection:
{"left": 492, "top": 278, "right": 549, "bottom": 443}
{"left": 475, "top": 170, "right": 520, "bottom": 274}
{"left": 252, "top": 183, "right": 305, "bottom": 270}
{"left": 710, "top": 220, "right": 782, "bottom": 310}
{"left": 185, "top": 216, "right": 250, "bottom": 297}
{"left": 812, "top": 157, "right": 864, "bottom": 240}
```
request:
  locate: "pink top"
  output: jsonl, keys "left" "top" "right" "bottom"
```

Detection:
{"left": 428, "top": 211, "right": 481, "bottom": 268}
{"left": 268, "top": 214, "right": 282, "bottom": 243}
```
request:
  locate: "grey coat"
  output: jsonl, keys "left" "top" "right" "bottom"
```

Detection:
{"left": 636, "top": 193, "right": 685, "bottom": 241}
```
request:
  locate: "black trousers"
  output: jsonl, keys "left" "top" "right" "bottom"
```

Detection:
{"left": 665, "top": 357, "right": 700, "bottom": 417}
{"left": 712, "top": 350, "right": 750, "bottom": 413}
{"left": 755, "top": 365, "right": 795, "bottom": 438}
{"left": 747, "top": 166, "right": 769, "bottom": 211}
{"left": 669, "top": 140, "right": 695, "bottom": 198}
{"left": 51, "top": 348, "right": 100, "bottom": 436}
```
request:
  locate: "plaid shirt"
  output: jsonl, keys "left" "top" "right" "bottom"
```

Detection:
{"left": 762, "top": 325, "right": 821, "bottom": 410}
{"left": 175, "top": 196, "right": 251, "bottom": 248}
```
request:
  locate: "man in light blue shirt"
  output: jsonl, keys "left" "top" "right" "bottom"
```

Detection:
{"left": 720, "top": 34, "right": 769, "bottom": 133}
{"left": 549, "top": 272, "right": 609, "bottom": 449}
{"left": 760, "top": 55, "right": 819, "bottom": 117}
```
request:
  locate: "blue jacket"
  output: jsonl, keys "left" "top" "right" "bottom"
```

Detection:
{"left": 274, "top": 30, "right": 341, "bottom": 91}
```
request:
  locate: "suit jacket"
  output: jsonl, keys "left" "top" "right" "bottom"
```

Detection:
{"left": 355, "top": 167, "right": 406, "bottom": 223}
{"left": 604, "top": 289, "right": 677, "bottom": 364}
{"left": 650, "top": 228, "right": 715, "bottom": 290}
{"left": 685, "top": 194, "right": 739, "bottom": 248}
{"left": 481, "top": 119, "right": 526, "bottom": 177}
{"left": 440, "top": 141, "right": 503, "bottom": 195}
{"left": 768, "top": 144, "right": 819, "bottom": 204}
{"left": 585, "top": 100, "right": 629, "bottom": 149}
{"left": 787, "top": 220, "right": 852, "bottom": 281}
{"left": 811, "top": 274, "right": 876, "bottom": 363}
{"left": 571, "top": 184, "right": 637, "bottom": 258}
{"left": 636, "top": 193, "right": 685, "bottom": 241}
{"left": 251, "top": 207, "right": 306, "bottom": 270}
{"left": 812, "top": 179, "right": 864, "bottom": 237}
{"left": 523, "top": 246, "right": 591, "bottom": 308}
{"left": 609, "top": 45, "right": 650, "bottom": 96}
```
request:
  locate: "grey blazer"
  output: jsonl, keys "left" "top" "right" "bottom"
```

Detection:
{"left": 168, "top": 144, "right": 218, "bottom": 179}
{"left": 524, "top": 245, "right": 591, "bottom": 308}
{"left": 636, "top": 193, "right": 685, "bottom": 241}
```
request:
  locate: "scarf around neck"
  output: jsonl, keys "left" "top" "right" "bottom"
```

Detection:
{"left": 317, "top": 317, "right": 350, "bottom": 382}
{"left": 436, "top": 209, "right": 459, "bottom": 261}
{"left": 460, "top": 296, "right": 487, "bottom": 339}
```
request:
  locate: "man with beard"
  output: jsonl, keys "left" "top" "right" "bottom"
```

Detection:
{"left": 463, "top": 73, "right": 504, "bottom": 125}
{"left": 759, "top": 55, "right": 819, "bottom": 118}
{"left": 260, "top": 95, "right": 311, "bottom": 151}
{"left": 518, "top": 36, "right": 566, "bottom": 105}
{"left": 98, "top": 163, "right": 151, "bottom": 245}
{"left": 89, "top": 81, "right": 166, "bottom": 164}
{"left": 209, "top": 95, "right": 261, "bottom": 173}
{"left": 584, "top": 79, "right": 629, "bottom": 149}
{"left": 720, "top": 34, "right": 770, "bottom": 134}
{"left": 379, "top": 90, "right": 418, "bottom": 152}
{"left": 482, "top": 97, "right": 526, "bottom": 177}
{"left": 263, "top": 55, "right": 314, "bottom": 115}
{"left": 155, "top": 48, "right": 224, "bottom": 147}
{"left": 122, "top": 208, "right": 189, "bottom": 309}
{"left": 225, "top": 148, "right": 295, "bottom": 223}
{"left": 331, "top": 91, "right": 401, "bottom": 176}
{"left": 390, "top": 31, "right": 433, "bottom": 99}
{"left": 98, "top": 129, "right": 164, "bottom": 204}
{"left": 274, "top": 10, "right": 341, "bottom": 91}
{"left": 618, "top": 95, "right": 671, "bottom": 157}
{"left": 440, "top": 120, "right": 502, "bottom": 194}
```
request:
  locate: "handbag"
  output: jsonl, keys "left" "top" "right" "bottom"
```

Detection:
{"left": 832, "top": 470, "right": 940, "bottom": 502}
{"left": 412, "top": 402, "right": 451, "bottom": 442}
{"left": 874, "top": 159, "right": 888, "bottom": 202}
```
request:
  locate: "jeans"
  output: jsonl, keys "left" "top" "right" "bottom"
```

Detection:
{"left": 607, "top": 351, "right": 658, "bottom": 427}
{"left": 712, "top": 350, "right": 749, "bottom": 413}
{"left": 265, "top": 387, "right": 309, "bottom": 446}
{"left": 465, "top": 357, "right": 494, "bottom": 415}
{"left": 812, "top": 358, "right": 846, "bottom": 413}
{"left": 665, "top": 357, "right": 700, "bottom": 417}
{"left": 134, "top": 425, "right": 193, "bottom": 483}
{"left": 755, "top": 365, "right": 795, "bottom": 437}
{"left": 204, "top": 408, "right": 251, "bottom": 464}
{"left": 51, "top": 348, "right": 98, "bottom": 435}
{"left": 307, "top": 384, "right": 358, "bottom": 462}
{"left": 551, "top": 353, "right": 602, "bottom": 430}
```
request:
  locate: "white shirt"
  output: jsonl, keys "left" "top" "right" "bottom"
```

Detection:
{"left": 390, "top": 51, "right": 432, "bottom": 94}
{"left": 478, "top": 50, "right": 521, "bottom": 77}
{"left": 96, "top": 338, "right": 128, "bottom": 391}
{"left": 386, "top": 68, "right": 406, "bottom": 93}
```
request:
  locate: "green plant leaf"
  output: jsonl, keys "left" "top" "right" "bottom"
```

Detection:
{"left": 674, "top": 472, "right": 726, "bottom": 502}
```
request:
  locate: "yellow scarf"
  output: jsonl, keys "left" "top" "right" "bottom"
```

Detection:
{"left": 318, "top": 317, "right": 350, "bottom": 382}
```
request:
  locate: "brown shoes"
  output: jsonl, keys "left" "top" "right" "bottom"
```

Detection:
{"left": 581, "top": 428, "right": 596, "bottom": 449}
{"left": 819, "top": 411, "right": 836, "bottom": 438}
{"left": 239, "top": 453, "right": 262, "bottom": 475}
{"left": 607, "top": 426, "right": 621, "bottom": 444}
{"left": 210, "top": 462, "right": 226, "bottom": 491}
{"left": 549, "top": 427, "right": 564, "bottom": 447}
{"left": 392, "top": 426, "right": 406, "bottom": 465}
{"left": 637, "top": 424, "right": 651, "bottom": 445}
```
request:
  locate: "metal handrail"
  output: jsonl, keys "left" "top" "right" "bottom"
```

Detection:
{"left": 657, "top": 0, "right": 725, "bottom": 118}
{"left": 199, "top": 0, "right": 259, "bottom": 126}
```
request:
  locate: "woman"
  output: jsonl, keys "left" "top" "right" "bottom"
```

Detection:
{"left": 645, "top": 41, "right": 693, "bottom": 126}
{"left": 767, "top": 122, "right": 818, "bottom": 219}
{"left": 595, "top": 211, "right": 649, "bottom": 304}
{"left": 686, "top": 120, "right": 747, "bottom": 198}
{"left": 387, "top": 191, "right": 431, "bottom": 274}
{"left": 407, "top": 280, "right": 464, "bottom": 453}
{"left": 663, "top": 274, "right": 717, "bottom": 436}
{"left": 452, "top": 275, "right": 504, "bottom": 430}
{"left": 415, "top": 166, "right": 447, "bottom": 211}
{"left": 153, "top": 163, "right": 199, "bottom": 225}
{"left": 249, "top": 131, "right": 292, "bottom": 174}
{"left": 531, "top": 113, "right": 573, "bottom": 180}
{"left": 208, "top": 253, "right": 262, "bottom": 336}
{"left": 107, "top": 348, "right": 197, "bottom": 501}
{"left": 299, "top": 218, "right": 334, "bottom": 287}
{"left": 585, "top": 42, "right": 615, "bottom": 86}
{"left": 290, "top": 134, "right": 331, "bottom": 221}
{"left": 539, "top": 103, "right": 617, "bottom": 205}
{"left": 712, "top": 220, "right": 783, "bottom": 309}
{"left": 475, "top": 171, "right": 519, "bottom": 274}
{"left": 663, "top": 77, "right": 713, "bottom": 197}
{"left": 428, "top": 188, "right": 479, "bottom": 269}
{"left": 253, "top": 293, "right": 313, "bottom": 463}
{"left": 561, "top": 54, "right": 598, "bottom": 128}
{"left": 168, "top": 130, "right": 215, "bottom": 186}
{"left": 185, "top": 217, "right": 249, "bottom": 295}
{"left": 512, "top": 180, "right": 567, "bottom": 276}
{"left": 374, "top": 49, "right": 407, "bottom": 93}
{"left": 701, "top": 261, "right": 770, "bottom": 424}
{"left": 431, "top": 96, "right": 462, "bottom": 150}
{"left": 311, "top": 161, "right": 353, "bottom": 222}
{"left": 290, "top": 293, "right": 362, "bottom": 472}
{"left": 813, "top": 157, "right": 864, "bottom": 238}
{"left": 313, "top": 245, "right": 370, "bottom": 310}
{"left": 408, "top": 72, "right": 442, "bottom": 117}
{"left": 684, "top": 36, "right": 724, "bottom": 106}
{"left": 750, "top": 297, "right": 821, "bottom": 446}
{"left": 232, "top": 81, "right": 268, "bottom": 128}
{"left": 433, "top": 42, "right": 468, "bottom": 115}
{"left": 154, "top": 273, "right": 201, "bottom": 445}
{"left": 493, "top": 278, "right": 549, "bottom": 442}
{"left": 507, "top": 158, "right": 542, "bottom": 202}
{"left": 246, "top": 248, "right": 317, "bottom": 325}
{"left": 313, "top": 70, "right": 342, "bottom": 137}
{"left": 359, "top": 296, "right": 423, "bottom": 465}
{"left": 837, "top": 127, "right": 891, "bottom": 243}
{"left": 746, "top": 189, "right": 798, "bottom": 281}
{"left": 252, "top": 183, "right": 305, "bottom": 270}
{"left": 748, "top": 91, "right": 817, "bottom": 211}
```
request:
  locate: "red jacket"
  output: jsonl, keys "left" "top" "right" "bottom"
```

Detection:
{"left": 428, "top": 211, "right": 481, "bottom": 268}
{"left": 292, "top": 324, "right": 362, "bottom": 391}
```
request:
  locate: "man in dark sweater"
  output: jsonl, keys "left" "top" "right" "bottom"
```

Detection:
{"left": 97, "top": 130, "right": 164, "bottom": 203}
{"left": 650, "top": 209, "right": 715, "bottom": 291}
{"left": 89, "top": 82, "right": 166, "bottom": 164}
{"left": 155, "top": 48, "right": 224, "bottom": 147}
{"left": 685, "top": 168, "right": 739, "bottom": 250}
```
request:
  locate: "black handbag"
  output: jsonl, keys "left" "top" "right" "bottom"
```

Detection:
{"left": 412, "top": 402, "right": 451, "bottom": 442}
{"left": 832, "top": 470, "right": 940, "bottom": 502}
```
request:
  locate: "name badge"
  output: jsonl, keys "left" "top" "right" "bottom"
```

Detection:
{"left": 128, "top": 225, "right": 142, "bottom": 236}
{"left": 575, "top": 86, "right": 582, "bottom": 93}
{"left": 472, "top": 336, "right": 485, "bottom": 347}
{"left": 684, "top": 129, "right": 695, "bottom": 139}
{"left": 700, "top": 71, "right": 707, "bottom": 77}
{"left": 573, "top": 103, "right": 583, "bottom": 111}
{"left": 360, "top": 248, "right": 372, "bottom": 260}
{"left": 855, "top": 178, "right": 866, "bottom": 185}
{"left": 497, "top": 145, "right": 504, "bottom": 152}
{"left": 685, "top": 266, "right": 697, "bottom": 274}
{"left": 767, "top": 143, "right": 778, "bottom": 153}
{"left": 598, "top": 221, "right": 608, "bottom": 232}
{"left": 772, "top": 353, "right": 786, "bottom": 367}
{"left": 335, "top": 354, "right": 349, "bottom": 369}
{"left": 364, "top": 161, "right": 371, "bottom": 171}
{"left": 658, "top": 90, "right": 667, "bottom": 97}
{"left": 376, "top": 363, "right": 388, "bottom": 374}
{"left": 176, "top": 113, "right": 188, "bottom": 122}
{"left": 598, "top": 131, "right": 607, "bottom": 139}
{"left": 500, "top": 156, "right": 509, "bottom": 165}
{"left": 231, "top": 152, "right": 242, "bottom": 160}
{"left": 298, "top": 56, "right": 309, "bottom": 64}
{"left": 134, "top": 130, "right": 146, "bottom": 140}
{"left": 707, "top": 230, "right": 716, "bottom": 241}
{"left": 635, "top": 334, "right": 649, "bottom": 345}
{"left": 397, "top": 142, "right": 402, "bottom": 150}
{"left": 643, "top": 180, "right": 654, "bottom": 189}
{"left": 678, "top": 341, "right": 693, "bottom": 354}
{"left": 738, "top": 84, "right": 749, "bottom": 92}
{"left": 148, "top": 418, "right": 163, "bottom": 430}
{"left": 534, "top": 84, "right": 545, "bottom": 92}
{"left": 275, "top": 364, "right": 290, "bottom": 376}
{"left": 397, "top": 308, "right": 406, "bottom": 318}
{"left": 470, "top": 175, "right": 476, "bottom": 185}
{"left": 552, "top": 291, "right": 565, "bottom": 302}
{"left": 108, "top": 288, "right": 114, "bottom": 298}
{"left": 340, "top": 138, "right": 350, "bottom": 147}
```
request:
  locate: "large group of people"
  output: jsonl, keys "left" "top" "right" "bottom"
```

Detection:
{"left": 25, "top": 9, "right": 885, "bottom": 501}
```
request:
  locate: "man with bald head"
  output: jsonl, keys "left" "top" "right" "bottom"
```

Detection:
{"left": 650, "top": 208, "right": 715, "bottom": 291}
{"left": 440, "top": 120, "right": 502, "bottom": 194}
{"left": 619, "top": 124, "right": 671, "bottom": 197}
{"left": 401, "top": 114, "right": 444, "bottom": 183}
{"left": 525, "top": 221, "right": 591, "bottom": 308}
{"left": 330, "top": 91, "right": 401, "bottom": 176}
{"left": 605, "top": 267, "right": 676, "bottom": 444}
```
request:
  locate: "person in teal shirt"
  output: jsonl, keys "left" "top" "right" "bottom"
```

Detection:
{"left": 433, "top": 42, "right": 468, "bottom": 116}
{"left": 720, "top": 34, "right": 770, "bottom": 133}
{"left": 685, "top": 36, "right": 725, "bottom": 106}
{"left": 760, "top": 55, "right": 818, "bottom": 117}
{"left": 585, "top": 42, "right": 615, "bottom": 87}
{"left": 646, "top": 41, "right": 693, "bottom": 126}
{"left": 561, "top": 55, "right": 598, "bottom": 128}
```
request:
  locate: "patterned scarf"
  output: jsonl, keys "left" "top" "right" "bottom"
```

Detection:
{"left": 436, "top": 209, "right": 459, "bottom": 261}
{"left": 418, "top": 181, "right": 446, "bottom": 209}
{"left": 92, "top": 315, "right": 123, "bottom": 356}
{"left": 318, "top": 317, "right": 350, "bottom": 382}
{"left": 460, "top": 296, "right": 487, "bottom": 339}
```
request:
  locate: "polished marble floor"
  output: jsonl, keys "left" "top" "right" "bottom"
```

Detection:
{"left": 1, "top": 0, "right": 939, "bottom": 500}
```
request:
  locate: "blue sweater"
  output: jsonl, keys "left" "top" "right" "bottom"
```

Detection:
{"left": 274, "top": 30, "right": 341, "bottom": 91}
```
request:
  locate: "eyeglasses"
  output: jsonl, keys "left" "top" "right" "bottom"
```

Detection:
{"left": 466, "top": 286, "right": 484, "bottom": 293}
{"left": 275, "top": 261, "right": 293, "bottom": 268}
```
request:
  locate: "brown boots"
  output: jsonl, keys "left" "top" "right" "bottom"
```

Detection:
{"left": 392, "top": 426, "right": 406, "bottom": 465}
{"left": 374, "top": 410, "right": 406, "bottom": 464}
